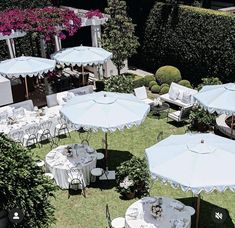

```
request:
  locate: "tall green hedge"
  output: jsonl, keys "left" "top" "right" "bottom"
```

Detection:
{"left": 143, "top": 3, "right": 235, "bottom": 84}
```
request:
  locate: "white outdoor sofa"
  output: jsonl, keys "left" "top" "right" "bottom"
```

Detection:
{"left": 160, "top": 82, "right": 198, "bottom": 108}
{"left": 46, "top": 85, "right": 93, "bottom": 108}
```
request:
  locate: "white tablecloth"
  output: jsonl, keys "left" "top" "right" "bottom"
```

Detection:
{"left": 0, "top": 106, "right": 61, "bottom": 141}
{"left": 45, "top": 144, "right": 97, "bottom": 189}
{"left": 125, "top": 196, "right": 195, "bottom": 228}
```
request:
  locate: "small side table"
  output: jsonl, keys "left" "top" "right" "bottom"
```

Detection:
{"left": 151, "top": 103, "right": 170, "bottom": 118}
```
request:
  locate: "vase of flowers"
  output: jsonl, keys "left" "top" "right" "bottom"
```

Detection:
{"left": 119, "top": 176, "right": 135, "bottom": 199}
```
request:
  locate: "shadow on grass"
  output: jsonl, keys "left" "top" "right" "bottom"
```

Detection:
{"left": 96, "top": 148, "right": 133, "bottom": 170}
{"left": 177, "top": 197, "right": 234, "bottom": 228}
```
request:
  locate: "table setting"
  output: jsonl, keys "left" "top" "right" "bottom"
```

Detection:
{"left": 45, "top": 144, "right": 97, "bottom": 189}
{"left": 0, "top": 105, "right": 61, "bottom": 139}
{"left": 125, "top": 196, "right": 195, "bottom": 228}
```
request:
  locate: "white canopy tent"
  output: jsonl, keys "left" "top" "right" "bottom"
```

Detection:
{"left": 145, "top": 133, "right": 235, "bottom": 228}
{"left": 0, "top": 56, "right": 56, "bottom": 98}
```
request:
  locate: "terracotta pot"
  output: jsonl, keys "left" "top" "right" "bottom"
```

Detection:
{"left": 124, "top": 192, "right": 135, "bottom": 200}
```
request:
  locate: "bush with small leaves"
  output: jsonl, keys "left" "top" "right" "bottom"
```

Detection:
{"left": 160, "top": 83, "right": 169, "bottom": 89}
{"left": 197, "top": 77, "right": 222, "bottom": 91}
{"left": 133, "top": 77, "right": 146, "bottom": 88}
{"left": 144, "top": 75, "right": 155, "bottom": 87}
{"left": 149, "top": 81, "right": 158, "bottom": 89}
{"left": 179, "top": 80, "right": 192, "bottom": 88}
{"left": 155, "top": 66, "right": 181, "bottom": 85}
{"left": 105, "top": 75, "right": 134, "bottom": 93}
{"left": 160, "top": 85, "right": 170, "bottom": 94}
{"left": 151, "top": 84, "right": 161, "bottom": 94}
{"left": 0, "top": 134, "right": 57, "bottom": 227}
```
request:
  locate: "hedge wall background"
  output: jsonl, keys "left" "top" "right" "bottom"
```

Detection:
{"left": 142, "top": 3, "right": 235, "bottom": 84}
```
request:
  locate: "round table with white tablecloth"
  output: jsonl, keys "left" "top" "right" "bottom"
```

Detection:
{"left": 125, "top": 196, "right": 195, "bottom": 228}
{"left": 45, "top": 144, "right": 97, "bottom": 189}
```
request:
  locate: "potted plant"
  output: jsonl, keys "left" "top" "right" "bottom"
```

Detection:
{"left": 116, "top": 156, "right": 150, "bottom": 199}
{"left": 189, "top": 107, "right": 216, "bottom": 132}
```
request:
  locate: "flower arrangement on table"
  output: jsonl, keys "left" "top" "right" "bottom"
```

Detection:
{"left": 151, "top": 201, "right": 163, "bottom": 219}
{"left": 116, "top": 156, "right": 150, "bottom": 199}
{"left": 85, "top": 9, "right": 104, "bottom": 19}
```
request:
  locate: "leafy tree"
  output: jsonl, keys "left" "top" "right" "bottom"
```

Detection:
{"left": 0, "top": 134, "right": 57, "bottom": 227}
{"left": 102, "top": 0, "right": 139, "bottom": 74}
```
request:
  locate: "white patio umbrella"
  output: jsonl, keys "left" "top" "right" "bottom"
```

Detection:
{"left": 0, "top": 56, "right": 56, "bottom": 98}
{"left": 60, "top": 91, "right": 150, "bottom": 169}
{"left": 145, "top": 133, "right": 235, "bottom": 228}
{"left": 51, "top": 45, "right": 112, "bottom": 82}
{"left": 194, "top": 83, "right": 235, "bottom": 136}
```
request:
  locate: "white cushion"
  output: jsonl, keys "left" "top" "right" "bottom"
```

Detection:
{"left": 142, "top": 98, "right": 154, "bottom": 105}
{"left": 182, "top": 91, "right": 191, "bottom": 104}
{"left": 169, "top": 88, "right": 179, "bottom": 100}
{"left": 178, "top": 90, "right": 184, "bottom": 101}
{"left": 111, "top": 217, "right": 125, "bottom": 228}
{"left": 56, "top": 91, "right": 68, "bottom": 106}
{"left": 134, "top": 86, "right": 147, "bottom": 100}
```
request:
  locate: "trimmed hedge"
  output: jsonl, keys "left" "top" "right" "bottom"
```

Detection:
{"left": 160, "top": 83, "right": 170, "bottom": 89}
{"left": 133, "top": 77, "right": 145, "bottom": 88}
{"left": 160, "top": 85, "right": 169, "bottom": 94}
{"left": 143, "top": 3, "right": 235, "bottom": 84}
{"left": 144, "top": 75, "right": 155, "bottom": 87}
{"left": 178, "top": 80, "right": 192, "bottom": 88}
{"left": 155, "top": 65, "right": 181, "bottom": 85}
{"left": 151, "top": 84, "right": 161, "bottom": 93}
{"left": 149, "top": 80, "right": 157, "bottom": 88}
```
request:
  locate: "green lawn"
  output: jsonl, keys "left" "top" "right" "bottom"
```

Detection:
{"left": 32, "top": 115, "right": 235, "bottom": 228}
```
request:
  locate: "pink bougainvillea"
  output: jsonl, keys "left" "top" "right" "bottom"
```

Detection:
{"left": 85, "top": 9, "right": 103, "bottom": 19}
{"left": 0, "top": 7, "right": 81, "bottom": 41}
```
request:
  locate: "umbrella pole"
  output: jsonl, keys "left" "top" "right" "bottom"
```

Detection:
{"left": 230, "top": 115, "right": 234, "bottom": 139}
{"left": 24, "top": 77, "right": 29, "bottom": 99}
{"left": 82, "top": 65, "right": 84, "bottom": 86}
{"left": 196, "top": 194, "right": 201, "bottom": 228}
{"left": 105, "top": 132, "right": 108, "bottom": 171}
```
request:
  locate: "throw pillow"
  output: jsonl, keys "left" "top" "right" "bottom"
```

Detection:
{"left": 57, "top": 91, "right": 68, "bottom": 106}
{"left": 178, "top": 90, "right": 184, "bottom": 101}
{"left": 169, "top": 88, "right": 179, "bottom": 100}
{"left": 182, "top": 91, "right": 191, "bottom": 104}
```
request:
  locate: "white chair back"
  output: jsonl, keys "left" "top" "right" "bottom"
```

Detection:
{"left": 25, "top": 125, "right": 38, "bottom": 135}
{"left": 134, "top": 86, "right": 148, "bottom": 100}
{"left": 40, "top": 120, "right": 52, "bottom": 130}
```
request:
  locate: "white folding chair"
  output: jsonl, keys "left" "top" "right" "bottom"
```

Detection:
{"left": 68, "top": 166, "right": 86, "bottom": 198}
{"left": 23, "top": 125, "right": 38, "bottom": 147}
{"left": 8, "top": 130, "right": 24, "bottom": 144}
{"left": 134, "top": 86, "right": 154, "bottom": 105}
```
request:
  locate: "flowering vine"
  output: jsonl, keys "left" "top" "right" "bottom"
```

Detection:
{"left": 0, "top": 7, "right": 81, "bottom": 41}
{"left": 85, "top": 9, "right": 104, "bottom": 19}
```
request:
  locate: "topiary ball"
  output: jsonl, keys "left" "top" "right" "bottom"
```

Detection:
{"left": 144, "top": 75, "right": 155, "bottom": 87}
{"left": 149, "top": 81, "right": 158, "bottom": 89}
{"left": 178, "top": 80, "right": 192, "bottom": 88}
{"left": 155, "top": 66, "right": 181, "bottom": 85}
{"left": 160, "top": 85, "right": 170, "bottom": 94}
{"left": 160, "top": 83, "right": 169, "bottom": 89}
{"left": 151, "top": 84, "right": 161, "bottom": 94}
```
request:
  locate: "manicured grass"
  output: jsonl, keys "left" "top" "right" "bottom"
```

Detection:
{"left": 32, "top": 115, "right": 235, "bottom": 228}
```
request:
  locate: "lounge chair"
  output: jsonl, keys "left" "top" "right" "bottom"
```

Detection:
{"left": 134, "top": 86, "right": 154, "bottom": 105}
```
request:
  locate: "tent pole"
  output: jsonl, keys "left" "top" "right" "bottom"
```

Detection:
{"left": 105, "top": 132, "right": 108, "bottom": 171}
{"left": 24, "top": 77, "right": 29, "bottom": 99}
{"left": 196, "top": 194, "right": 200, "bottom": 228}
{"left": 230, "top": 115, "right": 234, "bottom": 139}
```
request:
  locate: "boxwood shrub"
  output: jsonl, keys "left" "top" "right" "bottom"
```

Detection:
{"left": 149, "top": 80, "right": 158, "bottom": 88}
{"left": 160, "top": 85, "right": 170, "bottom": 94}
{"left": 144, "top": 75, "right": 155, "bottom": 87}
{"left": 151, "top": 84, "right": 161, "bottom": 93}
{"left": 155, "top": 66, "right": 181, "bottom": 85}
